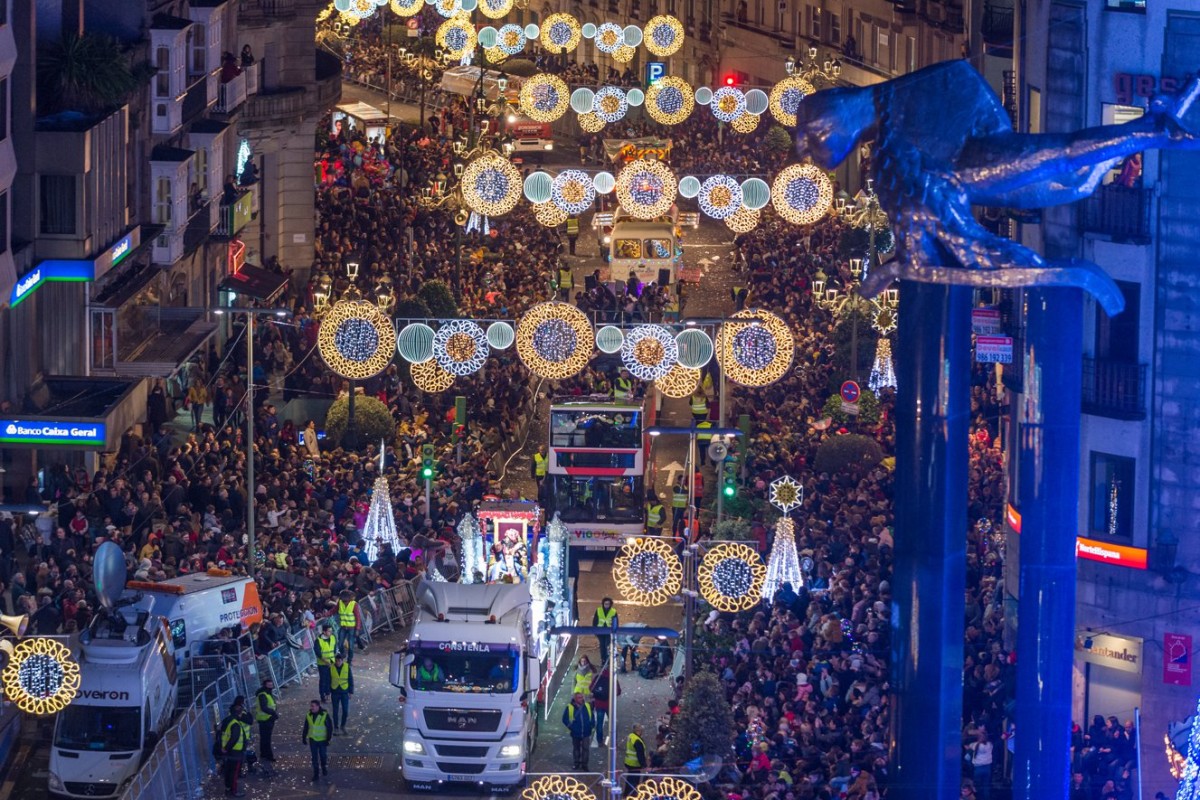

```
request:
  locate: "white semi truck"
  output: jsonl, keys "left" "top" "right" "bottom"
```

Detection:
{"left": 391, "top": 581, "right": 539, "bottom": 791}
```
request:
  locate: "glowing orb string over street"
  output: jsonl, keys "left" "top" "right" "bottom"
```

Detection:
{"left": 654, "top": 362, "right": 701, "bottom": 398}
{"left": 433, "top": 319, "right": 489, "bottom": 376}
{"left": 515, "top": 302, "right": 594, "bottom": 379}
{"left": 698, "top": 175, "right": 743, "bottom": 220}
{"left": 772, "top": 163, "right": 834, "bottom": 226}
{"left": 769, "top": 76, "right": 816, "bottom": 127}
{"left": 621, "top": 324, "right": 679, "bottom": 381}
{"left": 461, "top": 154, "right": 523, "bottom": 216}
{"left": 716, "top": 308, "right": 795, "bottom": 387}
{"left": 643, "top": 15, "right": 684, "bottom": 57}
{"left": 410, "top": 359, "right": 456, "bottom": 392}
{"left": 645, "top": 76, "right": 694, "bottom": 125}
{"left": 614, "top": 538, "right": 683, "bottom": 606}
{"left": 539, "top": 13, "right": 581, "bottom": 53}
{"left": 551, "top": 170, "right": 596, "bottom": 215}
{"left": 520, "top": 74, "right": 571, "bottom": 122}
{"left": 616, "top": 160, "right": 678, "bottom": 220}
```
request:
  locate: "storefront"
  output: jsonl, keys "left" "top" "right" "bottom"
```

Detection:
{"left": 1075, "top": 631, "right": 1144, "bottom": 727}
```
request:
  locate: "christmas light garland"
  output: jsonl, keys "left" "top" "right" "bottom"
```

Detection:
{"left": 436, "top": 15, "right": 477, "bottom": 59}
{"left": 698, "top": 542, "right": 766, "bottom": 612}
{"left": 522, "top": 775, "right": 596, "bottom": 800}
{"left": 645, "top": 76, "right": 694, "bottom": 125}
{"left": 520, "top": 74, "right": 571, "bottom": 122}
{"left": 710, "top": 86, "right": 747, "bottom": 123}
{"left": 630, "top": 777, "right": 702, "bottom": 800}
{"left": 318, "top": 300, "right": 398, "bottom": 380}
{"left": 643, "top": 15, "right": 684, "bottom": 57}
{"left": 715, "top": 308, "right": 795, "bottom": 387}
{"left": 772, "top": 163, "right": 833, "bottom": 226}
{"left": 654, "top": 363, "right": 701, "bottom": 398}
{"left": 592, "top": 86, "right": 629, "bottom": 123}
{"left": 551, "top": 170, "right": 597, "bottom": 215}
{"left": 697, "top": 175, "right": 743, "bottom": 220}
{"left": 410, "top": 359, "right": 456, "bottom": 392}
{"left": 433, "top": 319, "right": 489, "bottom": 376}
{"left": 496, "top": 23, "right": 527, "bottom": 55}
{"left": 769, "top": 76, "right": 816, "bottom": 127}
{"left": 621, "top": 324, "right": 679, "bottom": 381}
{"left": 614, "top": 538, "right": 683, "bottom": 607}
{"left": 461, "top": 154, "right": 523, "bottom": 216}
{"left": 515, "top": 302, "right": 594, "bottom": 379}
{"left": 616, "top": 160, "right": 678, "bottom": 220}
{"left": 1, "top": 637, "right": 81, "bottom": 716}
{"left": 540, "top": 13, "right": 581, "bottom": 53}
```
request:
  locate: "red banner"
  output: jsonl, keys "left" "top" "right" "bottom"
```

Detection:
{"left": 1164, "top": 633, "right": 1192, "bottom": 686}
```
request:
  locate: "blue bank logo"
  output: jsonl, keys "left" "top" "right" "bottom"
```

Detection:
{"left": 0, "top": 420, "right": 106, "bottom": 447}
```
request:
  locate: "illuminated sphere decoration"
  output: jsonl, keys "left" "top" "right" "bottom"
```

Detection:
{"left": 318, "top": 300, "right": 398, "bottom": 380}
{"left": 570, "top": 87, "right": 596, "bottom": 114}
{"left": 478, "top": 26, "right": 499, "bottom": 47}
{"left": 1, "top": 637, "right": 81, "bottom": 716}
{"left": 595, "top": 22, "right": 624, "bottom": 54}
{"left": 699, "top": 542, "right": 766, "bottom": 612}
{"left": 678, "top": 175, "right": 701, "bottom": 199}
{"left": 769, "top": 75, "right": 817, "bottom": 127}
{"left": 710, "top": 86, "right": 747, "bottom": 123}
{"left": 389, "top": 0, "right": 424, "bottom": 16}
{"left": 592, "top": 171, "right": 616, "bottom": 194}
{"left": 615, "top": 160, "right": 678, "bottom": 220}
{"left": 725, "top": 205, "right": 760, "bottom": 233}
{"left": 697, "top": 175, "right": 743, "bottom": 220}
{"left": 623, "top": 25, "right": 644, "bottom": 47}
{"left": 612, "top": 44, "right": 636, "bottom": 63}
{"left": 772, "top": 163, "right": 834, "bottom": 225}
{"left": 643, "top": 15, "right": 684, "bottom": 57}
{"left": 595, "top": 325, "right": 625, "bottom": 354}
{"left": 397, "top": 322, "right": 436, "bottom": 363}
{"left": 487, "top": 321, "right": 515, "bottom": 350}
{"left": 519, "top": 74, "right": 570, "bottom": 122}
{"left": 577, "top": 112, "right": 605, "bottom": 133}
{"left": 730, "top": 111, "right": 760, "bottom": 134}
{"left": 540, "top": 13, "right": 581, "bottom": 53}
{"left": 515, "top": 302, "right": 594, "bottom": 379}
{"left": 614, "top": 538, "right": 683, "bottom": 606}
{"left": 436, "top": 15, "right": 476, "bottom": 58}
{"left": 525, "top": 23, "right": 540, "bottom": 38}
{"left": 462, "top": 154, "right": 523, "bottom": 216}
{"left": 621, "top": 324, "right": 679, "bottom": 381}
{"left": 433, "top": 0, "right": 461, "bottom": 17}
{"left": 695, "top": 86, "right": 713, "bottom": 106}
{"left": 410, "top": 359, "right": 455, "bottom": 393}
{"left": 533, "top": 201, "right": 569, "bottom": 227}
{"left": 716, "top": 308, "right": 795, "bottom": 387}
{"left": 581, "top": 22, "right": 598, "bottom": 38}
{"left": 645, "top": 76, "right": 694, "bottom": 125}
{"left": 478, "top": 0, "right": 513, "bottom": 18}
{"left": 675, "top": 327, "right": 714, "bottom": 368}
{"left": 740, "top": 177, "right": 771, "bottom": 210}
{"left": 630, "top": 777, "right": 702, "bottom": 800}
{"left": 496, "top": 23, "right": 527, "bottom": 55}
{"left": 433, "top": 319, "right": 489, "bottom": 376}
{"left": 744, "top": 88, "right": 769, "bottom": 116}
{"left": 627, "top": 88, "right": 645, "bottom": 107}
{"left": 654, "top": 363, "right": 700, "bottom": 398}
{"left": 523, "top": 171, "right": 553, "bottom": 204}
{"left": 551, "top": 170, "right": 596, "bottom": 215}
{"left": 522, "top": 775, "right": 596, "bottom": 800}
{"left": 592, "top": 86, "right": 629, "bottom": 123}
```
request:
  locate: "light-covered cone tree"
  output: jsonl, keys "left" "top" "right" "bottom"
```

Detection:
{"left": 762, "top": 517, "right": 803, "bottom": 600}
{"left": 665, "top": 671, "right": 734, "bottom": 768}
{"left": 361, "top": 475, "right": 400, "bottom": 563}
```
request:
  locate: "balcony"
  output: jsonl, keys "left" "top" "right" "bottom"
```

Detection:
{"left": 1082, "top": 357, "right": 1147, "bottom": 420}
{"left": 238, "top": 0, "right": 297, "bottom": 23}
{"left": 214, "top": 188, "right": 255, "bottom": 238}
{"left": 1081, "top": 184, "right": 1153, "bottom": 244}
{"left": 152, "top": 228, "right": 184, "bottom": 266}
{"left": 183, "top": 198, "right": 219, "bottom": 254}
{"left": 215, "top": 70, "right": 248, "bottom": 114}
{"left": 242, "top": 50, "right": 341, "bottom": 127}
{"left": 182, "top": 74, "right": 214, "bottom": 126}
{"left": 245, "top": 61, "right": 262, "bottom": 96}
{"left": 983, "top": 0, "right": 1014, "bottom": 49}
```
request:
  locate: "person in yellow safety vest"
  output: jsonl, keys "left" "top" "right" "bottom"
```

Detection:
{"left": 624, "top": 723, "right": 648, "bottom": 792}
{"left": 315, "top": 623, "right": 337, "bottom": 702}
{"left": 562, "top": 693, "right": 596, "bottom": 771}
{"left": 690, "top": 390, "right": 709, "bottom": 424}
{"left": 558, "top": 262, "right": 574, "bottom": 300}
{"left": 218, "top": 696, "right": 249, "bottom": 796}
{"left": 645, "top": 495, "right": 665, "bottom": 536}
{"left": 614, "top": 369, "right": 633, "bottom": 401}
{"left": 416, "top": 656, "right": 445, "bottom": 688}
{"left": 255, "top": 679, "right": 279, "bottom": 762}
{"left": 671, "top": 476, "right": 689, "bottom": 539}
{"left": 592, "top": 598, "right": 618, "bottom": 664}
{"left": 572, "top": 655, "right": 596, "bottom": 696}
{"left": 696, "top": 419, "right": 714, "bottom": 466}
{"left": 302, "top": 700, "right": 332, "bottom": 783}
{"left": 566, "top": 216, "right": 580, "bottom": 255}
{"left": 701, "top": 370, "right": 714, "bottom": 399}
{"left": 531, "top": 445, "right": 549, "bottom": 483}
{"left": 336, "top": 590, "right": 361, "bottom": 664}
{"left": 329, "top": 654, "right": 355, "bottom": 735}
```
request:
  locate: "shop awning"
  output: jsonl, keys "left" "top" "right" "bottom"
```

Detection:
{"left": 219, "top": 264, "right": 288, "bottom": 302}
{"left": 113, "top": 308, "right": 218, "bottom": 378}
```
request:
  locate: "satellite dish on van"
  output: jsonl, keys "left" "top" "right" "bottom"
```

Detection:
{"left": 94, "top": 541, "right": 127, "bottom": 610}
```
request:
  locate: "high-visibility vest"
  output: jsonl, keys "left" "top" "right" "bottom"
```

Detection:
{"left": 338, "top": 599, "right": 357, "bottom": 629}
{"left": 690, "top": 394, "right": 708, "bottom": 416}
{"left": 307, "top": 711, "right": 330, "bottom": 742}
{"left": 533, "top": 453, "right": 548, "bottom": 477}
{"left": 559, "top": 268, "right": 573, "bottom": 289}
{"left": 696, "top": 421, "right": 714, "bottom": 441}
{"left": 566, "top": 702, "right": 593, "bottom": 724}
{"left": 596, "top": 606, "right": 617, "bottom": 628}
{"left": 418, "top": 664, "right": 444, "bottom": 684}
{"left": 274, "top": 552, "right": 288, "bottom": 568}
{"left": 614, "top": 377, "right": 632, "bottom": 399}
{"left": 566, "top": 217, "right": 580, "bottom": 236}
{"left": 702, "top": 372, "right": 714, "bottom": 396}
{"left": 625, "top": 732, "right": 645, "bottom": 767}
{"left": 672, "top": 489, "right": 688, "bottom": 508}
{"left": 573, "top": 670, "right": 594, "bottom": 695}
{"left": 255, "top": 690, "right": 276, "bottom": 722}
{"left": 646, "top": 504, "right": 664, "bottom": 527}
{"left": 331, "top": 662, "right": 350, "bottom": 692}
{"left": 221, "top": 717, "right": 246, "bottom": 752}
{"left": 316, "top": 635, "right": 337, "bottom": 665}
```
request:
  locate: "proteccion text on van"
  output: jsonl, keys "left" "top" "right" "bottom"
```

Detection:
{"left": 130, "top": 570, "right": 263, "bottom": 664}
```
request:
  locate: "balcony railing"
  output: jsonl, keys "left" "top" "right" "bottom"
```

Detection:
{"left": 1082, "top": 357, "right": 1147, "bottom": 420}
{"left": 238, "top": 0, "right": 296, "bottom": 21}
{"left": 983, "top": 1, "right": 1014, "bottom": 46}
{"left": 215, "top": 70, "right": 248, "bottom": 114}
{"left": 182, "top": 75, "right": 212, "bottom": 125}
{"left": 1081, "top": 183, "right": 1153, "bottom": 243}
{"left": 215, "top": 188, "right": 255, "bottom": 238}
{"left": 244, "top": 61, "right": 262, "bottom": 96}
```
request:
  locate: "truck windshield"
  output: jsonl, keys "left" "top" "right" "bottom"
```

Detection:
{"left": 54, "top": 705, "right": 141, "bottom": 752}
{"left": 409, "top": 650, "right": 520, "bottom": 693}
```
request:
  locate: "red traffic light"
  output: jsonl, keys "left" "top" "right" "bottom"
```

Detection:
{"left": 723, "top": 75, "right": 736, "bottom": 86}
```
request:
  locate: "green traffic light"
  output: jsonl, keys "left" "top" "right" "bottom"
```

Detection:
{"left": 723, "top": 482, "right": 736, "bottom": 497}
{"left": 422, "top": 467, "right": 434, "bottom": 479}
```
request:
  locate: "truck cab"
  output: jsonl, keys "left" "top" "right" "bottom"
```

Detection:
{"left": 392, "top": 582, "right": 539, "bottom": 791}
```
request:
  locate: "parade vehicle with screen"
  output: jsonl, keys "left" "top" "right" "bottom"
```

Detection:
{"left": 391, "top": 582, "right": 539, "bottom": 791}
{"left": 592, "top": 206, "right": 697, "bottom": 287}
{"left": 130, "top": 571, "right": 262, "bottom": 665}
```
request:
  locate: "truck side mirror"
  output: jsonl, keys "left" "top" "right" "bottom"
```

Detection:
{"left": 398, "top": 687, "right": 408, "bottom": 703}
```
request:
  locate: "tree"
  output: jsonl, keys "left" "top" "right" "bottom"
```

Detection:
{"left": 37, "top": 32, "right": 144, "bottom": 116}
{"left": 665, "top": 671, "right": 734, "bottom": 767}
{"left": 501, "top": 58, "right": 537, "bottom": 77}
{"left": 394, "top": 295, "right": 431, "bottom": 320}
{"left": 710, "top": 518, "right": 751, "bottom": 542}
{"left": 813, "top": 433, "right": 884, "bottom": 474}
{"left": 361, "top": 475, "right": 401, "bottom": 562}
{"left": 820, "top": 389, "right": 881, "bottom": 426}
{"left": 763, "top": 125, "right": 792, "bottom": 158}
{"left": 324, "top": 394, "right": 395, "bottom": 449}
{"left": 419, "top": 280, "right": 457, "bottom": 318}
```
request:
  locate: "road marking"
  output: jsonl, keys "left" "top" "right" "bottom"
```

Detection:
{"left": 579, "top": 560, "right": 594, "bottom": 571}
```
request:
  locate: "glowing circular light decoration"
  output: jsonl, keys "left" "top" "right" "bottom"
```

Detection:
{"left": 525, "top": 23, "right": 540, "bottom": 38}
{"left": 698, "top": 175, "right": 743, "bottom": 220}
{"left": 487, "top": 321, "right": 515, "bottom": 350}
{"left": 645, "top": 76, "right": 694, "bottom": 125}
{"left": 533, "top": 201, "right": 569, "bottom": 227}
{"left": 769, "top": 474, "right": 804, "bottom": 513}
{"left": 339, "top": 11, "right": 361, "bottom": 24}
{"left": 519, "top": 73, "right": 570, "bottom": 122}
{"left": 744, "top": 88, "right": 769, "bottom": 116}
{"left": 711, "top": 86, "right": 746, "bottom": 122}
{"left": 436, "top": 15, "right": 477, "bottom": 58}
{"left": 592, "top": 86, "right": 628, "bottom": 123}
{"left": 462, "top": 153, "right": 523, "bottom": 216}
{"left": 615, "top": 160, "right": 678, "bottom": 220}
{"left": 577, "top": 112, "right": 605, "bottom": 133}
{"left": 614, "top": 538, "right": 683, "bottom": 607}
{"left": 478, "top": 0, "right": 512, "bottom": 18}
{"left": 478, "top": 26, "right": 499, "bottom": 47}
{"left": 699, "top": 542, "right": 766, "bottom": 612}
{"left": 595, "top": 22, "right": 624, "bottom": 53}
{"left": 433, "top": 0, "right": 461, "bottom": 16}
{"left": 716, "top": 308, "right": 795, "bottom": 387}
{"left": 496, "top": 23, "right": 526, "bottom": 54}
{"left": 772, "top": 163, "right": 833, "bottom": 225}
{"left": 522, "top": 775, "right": 597, "bottom": 800}
{"left": 675, "top": 328, "right": 714, "bottom": 368}
{"left": 643, "top": 15, "right": 684, "bottom": 57}
{"left": 570, "top": 87, "right": 596, "bottom": 114}
{"left": 460, "top": 0, "right": 477, "bottom": 11}
{"left": 551, "top": 170, "right": 596, "bottom": 215}
{"left": 484, "top": 46, "right": 508, "bottom": 64}
{"left": 336, "top": 0, "right": 352, "bottom": 11}
{"left": 410, "top": 359, "right": 455, "bottom": 392}
{"left": 725, "top": 205, "right": 760, "bottom": 233}
{"left": 540, "top": 13, "right": 581, "bottom": 53}
{"left": 654, "top": 363, "right": 700, "bottom": 398}
{"left": 769, "top": 75, "right": 816, "bottom": 127}
{"left": 612, "top": 44, "right": 635, "bottom": 63}
{"left": 389, "top": 0, "right": 423, "bottom": 16}
{"left": 595, "top": 325, "right": 625, "bottom": 354}
{"left": 318, "top": 300, "right": 398, "bottom": 380}
{"left": 581, "top": 22, "right": 598, "bottom": 38}
{"left": 593, "top": 171, "right": 616, "bottom": 194}
{"left": 621, "top": 324, "right": 679, "bottom": 381}
{"left": 397, "top": 322, "right": 436, "bottom": 363}
{"left": 515, "top": 302, "right": 594, "bottom": 379}
{"left": 433, "top": 319, "right": 489, "bottom": 376}
{"left": 1, "top": 637, "right": 81, "bottom": 716}
{"left": 678, "top": 175, "right": 701, "bottom": 199}
{"left": 630, "top": 777, "right": 702, "bottom": 800}
{"left": 740, "top": 177, "right": 770, "bottom": 210}
{"left": 695, "top": 86, "right": 713, "bottom": 105}
{"left": 731, "top": 111, "right": 759, "bottom": 133}
{"left": 524, "top": 171, "right": 553, "bottom": 204}
{"left": 627, "top": 88, "right": 645, "bottom": 107}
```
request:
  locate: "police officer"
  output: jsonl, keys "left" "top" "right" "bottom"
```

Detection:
{"left": 671, "top": 476, "right": 689, "bottom": 538}
{"left": 219, "top": 696, "right": 250, "bottom": 797}
{"left": 330, "top": 653, "right": 355, "bottom": 734}
{"left": 336, "top": 590, "right": 361, "bottom": 663}
{"left": 690, "top": 389, "right": 709, "bottom": 424}
{"left": 624, "top": 723, "right": 648, "bottom": 791}
{"left": 315, "top": 623, "right": 337, "bottom": 702}
{"left": 592, "top": 597, "right": 617, "bottom": 665}
{"left": 613, "top": 369, "right": 633, "bottom": 401}
{"left": 302, "top": 699, "right": 332, "bottom": 783}
{"left": 645, "top": 494, "right": 664, "bottom": 537}
{"left": 254, "top": 679, "right": 279, "bottom": 762}
{"left": 696, "top": 419, "right": 714, "bottom": 466}
{"left": 566, "top": 215, "right": 580, "bottom": 255}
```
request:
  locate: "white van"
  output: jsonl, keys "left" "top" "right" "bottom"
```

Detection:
{"left": 129, "top": 571, "right": 263, "bottom": 664}
{"left": 48, "top": 605, "right": 179, "bottom": 799}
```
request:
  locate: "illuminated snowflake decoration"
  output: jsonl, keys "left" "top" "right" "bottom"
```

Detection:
{"left": 654, "top": 363, "right": 700, "bottom": 399}
{"left": 432, "top": 320, "right": 489, "bottom": 376}
{"left": 551, "top": 170, "right": 596, "bottom": 215}
{"left": 769, "top": 75, "right": 816, "bottom": 127}
{"left": 462, "top": 154, "right": 522, "bottom": 216}
{"left": 389, "top": 0, "right": 424, "bottom": 16}
{"left": 523, "top": 775, "right": 597, "bottom": 800}
{"left": 432, "top": 0, "right": 461, "bottom": 17}
{"left": 592, "top": 86, "right": 629, "bottom": 123}
{"left": 519, "top": 73, "right": 570, "bottom": 122}
{"left": 616, "top": 160, "right": 678, "bottom": 220}
{"left": 710, "top": 86, "right": 747, "bottom": 123}
{"left": 478, "top": 0, "right": 513, "bottom": 18}
{"left": 630, "top": 777, "right": 703, "bottom": 800}
{"left": 540, "top": 13, "right": 581, "bottom": 53}
{"left": 772, "top": 163, "right": 833, "bottom": 226}
{"left": 410, "top": 359, "right": 455, "bottom": 392}
{"left": 697, "top": 175, "right": 743, "bottom": 221}
{"left": 621, "top": 324, "right": 679, "bottom": 381}
{"left": 436, "top": 15, "right": 477, "bottom": 59}
{"left": 496, "top": 24, "right": 527, "bottom": 55}
{"left": 615, "top": 538, "right": 683, "bottom": 607}
{"left": 725, "top": 205, "right": 760, "bottom": 233}
{"left": 577, "top": 112, "right": 605, "bottom": 133}
{"left": 1, "top": 637, "right": 81, "bottom": 716}
{"left": 318, "top": 300, "right": 398, "bottom": 380}
{"left": 645, "top": 76, "right": 694, "bottom": 125}
{"left": 716, "top": 308, "right": 795, "bottom": 387}
{"left": 769, "top": 475, "right": 804, "bottom": 513}
{"left": 699, "top": 542, "right": 766, "bottom": 612}
{"left": 516, "top": 302, "right": 594, "bottom": 379}
{"left": 643, "top": 15, "right": 684, "bottom": 57}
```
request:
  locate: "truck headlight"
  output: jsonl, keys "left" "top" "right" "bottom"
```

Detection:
{"left": 48, "top": 772, "right": 64, "bottom": 791}
{"left": 500, "top": 744, "right": 522, "bottom": 758}
{"left": 544, "top": 144, "right": 553, "bottom": 151}
{"left": 403, "top": 739, "right": 426, "bottom": 754}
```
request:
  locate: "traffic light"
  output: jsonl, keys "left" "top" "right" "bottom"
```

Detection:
{"left": 421, "top": 443, "right": 437, "bottom": 480}
{"left": 723, "top": 74, "right": 737, "bottom": 86}
{"left": 722, "top": 462, "right": 737, "bottom": 498}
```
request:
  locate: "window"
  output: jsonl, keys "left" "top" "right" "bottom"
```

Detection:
{"left": 195, "top": 148, "right": 208, "bottom": 194}
{"left": 1094, "top": 281, "right": 1140, "bottom": 362}
{"left": 190, "top": 24, "right": 206, "bottom": 74}
{"left": 0, "top": 191, "right": 7, "bottom": 255}
{"left": 829, "top": 13, "right": 840, "bottom": 44}
{"left": 154, "top": 176, "right": 173, "bottom": 225}
{"left": 1089, "top": 452, "right": 1135, "bottom": 540}
{"left": 0, "top": 78, "right": 8, "bottom": 141}
{"left": 809, "top": 5, "right": 820, "bottom": 38}
{"left": 877, "top": 28, "right": 891, "bottom": 70}
{"left": 906, "top": 35, "right": 917, "bottom": 72}
{"left": 155, "top": 46, "right": 170, "bottom": 98}
{"left": 1028, "top": 87, "right": 1042, "bottom": 133}
{"left": 1105, "top": 0, "right": 1144, "bottom": 10}
{"left": 40, "top": 175, "right": 77, "bottom": 235}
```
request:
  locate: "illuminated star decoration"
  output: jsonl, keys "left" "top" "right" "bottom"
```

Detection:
{"left": 522, "top": 775, "right": 597, "bottom": 800}
{"left": 698, "top": 175, "right": 743, "bottom": 221}
{"left": 762, "top": 516, "right": 803, "bottom": 599}
{"left": 614, "top": 537, "right": 683, "bottom": 607}
{"left": 433, "top": 319, "right": 489, "bottom": 376}
{"left": 768, "top": 75, "right": 817, "bottom": 127}
{"left": 539, "top": 13, "right": 581, "bottom": 53}
{"left": 621, "top": 324, "right": 679, "bottom": 381}
{"left": 643, "top": 15, "right": 684, "bottom": 57}
{"left": 616, "top": 159, "right": 678, "bottom": 220}
{"left": 551, "top": 170, "right": 596, "bottom": 215}
{"left": 715, "top": 308, "right": 795, "bottom": 387}
{"left": 595, "top": 22, "right": 625, "bottom": 54}
{"left": 515, "top": 302, "right": 594, "bottom": 379}
{"left": 519, "top": 74, "right": 571, "bottom": 122}
{"left": 710, "top": 86, "right": 747, "bottom": 123}
{"left": 769, "top": 475, "right": 804, "bottom": 513}
{"left": 772, "top": 163, "right": 834, "bottom": 226}
{"left": 645, "top": 76, "right": 694, "bottom": 125}
{"left": 592, "top": 86, "right": 629, "bottom": 123}
{"left": 698, "top": 542, "right": 766, "bottom": 612}
{"left": 461, "top": 153, "right": 523, "bottom": 216}
{"left": 318, "top": 300, "right": 398, "bottom": 380}
{"left": 630, "top": 777, "right": 702, "bottom": 800}
{"left": 1, "top": 637, "right": 81, "bottom": 715}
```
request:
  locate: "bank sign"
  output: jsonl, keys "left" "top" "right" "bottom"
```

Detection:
{"left": 9, "top": 261, "right": 95, "bottom": 307}
{"left": 0, "top": 419, "right": 106, "bottom": 448}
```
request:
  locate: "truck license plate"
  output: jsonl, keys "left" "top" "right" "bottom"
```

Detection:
{"left": 448, "top": 774, "right": 477, "bottom": 782}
